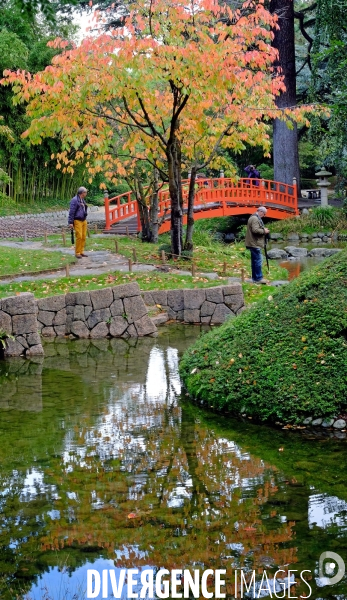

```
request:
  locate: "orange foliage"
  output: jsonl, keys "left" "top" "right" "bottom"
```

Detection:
{"left": 2, "top": 0, "right": 316, "bottom": 183}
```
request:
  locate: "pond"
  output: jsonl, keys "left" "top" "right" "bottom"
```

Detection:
{"left": 1, "top": 325, "right": 347, "bottom": 600}
{"left": 267, "top": 240, "right": 347, "bottom": 280}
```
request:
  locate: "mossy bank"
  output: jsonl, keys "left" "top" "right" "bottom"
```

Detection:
{"left": 180, "top": 249, "right": 347, "bottom": 425}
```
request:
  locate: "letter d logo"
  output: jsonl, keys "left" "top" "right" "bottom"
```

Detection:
{"left": 319, "top": 551, "right": 345, "bottom": 586}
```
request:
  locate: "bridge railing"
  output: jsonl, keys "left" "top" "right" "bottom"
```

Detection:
{"left": 105, "top": 177, "right": 298, "bottom": 231}
{"left": 105, "top": 190, "right": 138, "bottom": 231}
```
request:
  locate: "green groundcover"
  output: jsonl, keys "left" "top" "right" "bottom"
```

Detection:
{"left": 180, "top": 249, "right": 347, "bottom": 423}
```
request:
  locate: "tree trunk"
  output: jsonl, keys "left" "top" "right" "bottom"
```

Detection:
{"left": 149, "top": 168, "right": 159, "bottom": 243}
{"left": 137, "top": 196, "right": 151, "bottom": 241}
{"left": 184, "top": 166, "right": 197, "bottom": 251}
{"left": 167, "top": 136, "right": 183, "bottom": 257}
{"left": 270, "top": 0, "right": 301, "bottom": 192}
{"left": 128, "top": 173, "right": 152, "bottom": 242}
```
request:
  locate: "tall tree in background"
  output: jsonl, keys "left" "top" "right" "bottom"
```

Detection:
{"left": 270, "top": 0, "right": 301, "bottom": 189}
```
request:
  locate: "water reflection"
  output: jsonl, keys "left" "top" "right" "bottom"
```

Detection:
{"left": 309, "top": 494, "right": 347, "bottom": 530}
{"left": 0, "top": 327, "right": 346, "bottom": 599}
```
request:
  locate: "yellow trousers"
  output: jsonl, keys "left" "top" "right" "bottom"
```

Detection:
{"left": 73, "top": 219, "right": 87, "bottom": 255}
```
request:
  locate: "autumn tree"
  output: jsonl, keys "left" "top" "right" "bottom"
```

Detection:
{"left": 4, "top": 0, "right": 312, "bottom": 254}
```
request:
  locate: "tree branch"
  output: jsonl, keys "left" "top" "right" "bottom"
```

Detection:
{"left": 294, "top": 10, "right": 314, "bottom": 71}
{"left": 136, "top": 94, "right": 167, "bottom": 146}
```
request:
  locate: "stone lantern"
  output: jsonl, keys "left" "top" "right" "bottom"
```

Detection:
{"left": 103, "top": 189, "right": 109, "bottom": 201}
{"left": 315, "top": 169, "right": 332, "bottom": 207}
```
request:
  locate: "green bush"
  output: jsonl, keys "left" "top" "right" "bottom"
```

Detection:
{"left": 257, "top": 163, "right": 274, "bottom": 180}
{"left": 269, "top": 206, "right": 347, "bottom": 236}
{"left": 180, "top": 250, "right": 347, "bottom": 424}
{"left": 158, "top": 243, "right": 172, "bottom": 258}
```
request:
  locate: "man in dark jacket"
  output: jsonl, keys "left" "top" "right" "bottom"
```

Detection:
{"left": 244, "top": 165, "right": 261, "bottom": 187}
{"left": 245, "top": 206, "right": 269, "bottom": 284}
{"left": 68, "top": 186, "right": 88, "bottom": 258}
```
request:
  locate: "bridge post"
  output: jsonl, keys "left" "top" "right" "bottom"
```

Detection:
{"left": 292, "top": 177, "right": 299, "bottom": 214}
{"left": 104, "top": 190, "right": 110, "bottom": 231}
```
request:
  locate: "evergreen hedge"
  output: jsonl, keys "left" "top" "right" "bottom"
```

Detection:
{"left": 180, "top": 250, "right": 347, "bottom": 423}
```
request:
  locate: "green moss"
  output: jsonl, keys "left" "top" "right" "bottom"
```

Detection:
{"left": 180, "top": 249, "right": 347, "bottom": 423}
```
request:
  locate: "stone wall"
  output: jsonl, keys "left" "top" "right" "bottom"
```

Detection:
{"left": 36, "top": 283, "right": 157, "bottom": 339}
{"left": 0, "top": 283, "right": 246, "bottom": 358}
{"left": 0, "top": 293, "right": 44, "bottom": 357}
{"left": 142, "top": 283, "right": 245, "bottom": 324}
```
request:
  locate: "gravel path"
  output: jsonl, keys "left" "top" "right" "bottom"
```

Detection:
{"left": 0, "top": 219, "right": 58, "bottom": 239}
{"left": 0, "top": 207, "right": 106, "bottom": 239}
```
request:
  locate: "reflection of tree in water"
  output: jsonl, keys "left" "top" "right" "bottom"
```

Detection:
{"left": 3, "top": 334, "right": 347, "bottom": 598}
{"left": 40, "top": 342, "right": 297, "bottom": 580}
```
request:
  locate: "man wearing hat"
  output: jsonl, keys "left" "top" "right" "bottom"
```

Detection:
{"left": 68, "top": 186, "right": 88, "bottom": 258}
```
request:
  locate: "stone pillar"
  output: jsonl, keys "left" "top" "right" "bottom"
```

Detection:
{"left": 315, "top": 169, "right": 332, "bottom": 208}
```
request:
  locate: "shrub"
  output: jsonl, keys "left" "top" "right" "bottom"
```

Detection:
{"left": 180, "top": 249, "right": 347, "bottom": 424}
{"left": 158, "top": 243, "right": 172, "bottom": 258}
{"left": 269, "top": 206, "right": 347, "bottom": 236}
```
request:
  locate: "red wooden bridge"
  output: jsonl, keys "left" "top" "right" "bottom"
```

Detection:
{"left": 104, "top": 177, "right": 298, "bottom": 235}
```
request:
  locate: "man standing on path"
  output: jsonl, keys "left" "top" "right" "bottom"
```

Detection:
{"left": 245, "top": 206, "right": 270, "bottom": 284}
{"left": 68, "top": 186, "right": 88, "bottom": 258}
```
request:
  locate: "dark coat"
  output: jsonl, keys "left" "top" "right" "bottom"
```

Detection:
{"left": 244, "top": 165, "right": 260, "bottom": 186}
{"left": 68, "top": 195, "right": 88, "bottom": 225}
{"left": 245, "top": 214, "right": 266, "bottom": 248}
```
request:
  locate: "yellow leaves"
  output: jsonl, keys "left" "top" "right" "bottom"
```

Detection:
{"left": 0, "top": 0, "right": 316, "bottom": 184}
{"left": 301, "top": 336, "right": 307, "bottom": 342}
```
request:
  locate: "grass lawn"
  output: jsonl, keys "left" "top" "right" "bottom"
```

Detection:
{"left": 42, "top": 230, "right": 288, "bottom": 282}
{"left": 0, "top": 271, "right": 227, "bottom": 299}
{"left": 0, "top": 247, "right": 75, "bottom": 278}
{"left": 0, "top": 268, "right": 279, "bottom": 302}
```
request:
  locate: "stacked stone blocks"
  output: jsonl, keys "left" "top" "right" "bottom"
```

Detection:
{"left": 1, "top": 283, "right": 246, "bottom": 357}
{"left": 142, "top": 283, "right": 245, "bottom": 324}
{"left": 36, "top": 282, "right": 157, "bottom": 339}
{"left": 0, "top": 293, "right": 44, "bottom": 357}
